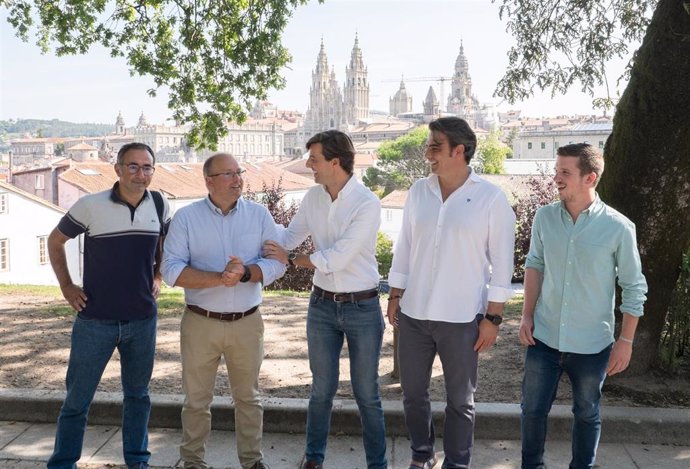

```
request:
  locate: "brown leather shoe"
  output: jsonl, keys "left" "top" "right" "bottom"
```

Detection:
{"left": 299, "top": 456, "right": 323, "bottom": 469}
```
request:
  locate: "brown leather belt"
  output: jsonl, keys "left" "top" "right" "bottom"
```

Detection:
{"left": 312, "top": 285, "right": 379, "bottom": 303}
{"left": 186, "top": 304, "right": 259, "bottom": 321}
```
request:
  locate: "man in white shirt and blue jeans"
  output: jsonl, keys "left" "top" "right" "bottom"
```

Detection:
{"left": 263, "top": 130, "right": 386, "bottom": 469}
{"left": 387, "top": 117, "right": 516, "bottom": 469}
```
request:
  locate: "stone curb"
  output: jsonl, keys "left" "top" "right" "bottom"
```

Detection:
{"left": 1, "top": 388, "right": 688, "bottom": 445}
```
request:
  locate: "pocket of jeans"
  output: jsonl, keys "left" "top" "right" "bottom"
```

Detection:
{"left": 354, "top": 295, "right": 381, "bottom": 312}
{"left": 308, "top": 292, "right": 321, "bottom": 306}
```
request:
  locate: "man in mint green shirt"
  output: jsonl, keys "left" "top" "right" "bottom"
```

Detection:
{"left": 519, "top": 143, "right": 647, "bottom": 469}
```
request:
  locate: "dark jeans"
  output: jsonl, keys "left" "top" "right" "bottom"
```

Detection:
{"left": 521, "top": 339, "right": 612, "bottom": 469}
{"left": 398, "top": 313, "right": 480, "bottom": 469}
{"left": 304, "top": 293, "right": 387, "bottom": 469}
{"left": 47, "top": 314, "right": 156, "bottom": 469}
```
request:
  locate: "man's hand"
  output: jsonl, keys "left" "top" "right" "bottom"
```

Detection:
{"left": 474, "top": 318, "right": 499, "bottom": 352}
{"left": 607, "top": 340, "right": 633, "bottom": 376}
{"left": 221, "top": 256, "right": 244, "bottom": 287}
{"left": 519, "top": 314, "right": 536, "bottom": 346}
{"left": 263, "top": 240, "right": 288, "bottom": 264}
{"left": 61, "top": 283, "right": 87, "bottom": 312}
{"left": 386, "top": 299, "right": 399, "bottom": 328}
{"left": 152, "top": 276, "right": 162, "bottom": 298}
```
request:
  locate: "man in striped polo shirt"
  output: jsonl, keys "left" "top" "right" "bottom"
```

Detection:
{"left": 47, "top": 142, "right": 169, "bottom": 469}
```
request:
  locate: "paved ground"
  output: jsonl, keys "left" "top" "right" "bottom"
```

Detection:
{"left": 2, "top": 420, "right": 690, "bottom": 469}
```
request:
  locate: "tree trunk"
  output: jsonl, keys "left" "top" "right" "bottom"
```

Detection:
{"left": 599, "top": 0, "right": 690, "bottom": 374}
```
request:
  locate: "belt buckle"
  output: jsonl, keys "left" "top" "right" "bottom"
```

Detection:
{"left": 333, "top": 293, "right": 346, "bottom": 303}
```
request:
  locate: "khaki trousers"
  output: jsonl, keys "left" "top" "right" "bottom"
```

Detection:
{"left": 179, "top": 308, "right": 264, "bottom": 469}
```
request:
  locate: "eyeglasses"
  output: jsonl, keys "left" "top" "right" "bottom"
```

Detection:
{"left": 207, "top": 169, "right": 247, "bottom": 179}
{"left": 121, "top": 163, "right": 155, "bottom": 176}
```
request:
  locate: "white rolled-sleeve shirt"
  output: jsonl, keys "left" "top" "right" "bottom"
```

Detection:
{"left": 388, "top": 171, "right": 516, "bottom": 323}
{"left": 282, "top": 176, "right": 381, "bottom": 292}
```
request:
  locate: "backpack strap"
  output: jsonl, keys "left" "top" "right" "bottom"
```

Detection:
{"left": 150, "top": 190, "right": 165, "bottom": 273}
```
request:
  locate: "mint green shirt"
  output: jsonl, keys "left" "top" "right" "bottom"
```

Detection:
{"left": 525, "top": 196, "right": 647, "bottom": 354}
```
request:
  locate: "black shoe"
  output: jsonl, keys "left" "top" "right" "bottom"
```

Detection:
{"left": 408, "top": 455, "right": 437, "bottom": 469}
{"left": 249, "top": 461, "right": 271, "bottom": 469}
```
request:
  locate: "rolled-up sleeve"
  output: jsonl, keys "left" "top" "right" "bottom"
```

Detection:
{"left": 616, "top": 223, "right": 647, "bottom": 317}
{"left": 524, "top": 208, "right": 545, "bottom": 273}
{"left": 487, "top": 191, "right": 516, "bottom": 303}
{"left": 388, "top": 192, "right": 413, "bottom": 290}
{"left": 161, "top": 210, "right": 191, "bottom": 287}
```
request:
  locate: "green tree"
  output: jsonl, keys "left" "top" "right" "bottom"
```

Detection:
{"left": 370, "top": 126, "right": 428, "bottom": 195}
{"left": 496, "top": 0, "right": 690, "bottom": 373}
{"left": 4, "top": 0, "right": 317, "bottom": 149}
{"left": 476, "top": 128, "right": 510, "bottom": 174}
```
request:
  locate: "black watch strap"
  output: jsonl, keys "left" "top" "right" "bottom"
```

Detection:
{"left": 484, "top": 313, "right": 503, "bottom": 326}
{"left": 239, "top": 265, "right": 251, "bottom": 283}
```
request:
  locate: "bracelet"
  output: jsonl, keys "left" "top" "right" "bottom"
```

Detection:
{"left": 389, "top": 294, "right": 402, "bottom": 300}
{"left": 619, "top": 336, "right": 634, "bottom": 344}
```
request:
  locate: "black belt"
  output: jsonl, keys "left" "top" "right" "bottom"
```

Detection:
{"left": 186, "top": 304, "right": 259, "bottom": 322}
{"left": 312, "top": 286, "right": 379, "bottom": 303}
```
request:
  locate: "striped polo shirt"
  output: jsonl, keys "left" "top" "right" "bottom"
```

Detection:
{"left": 57, "top": 183, "right": 169, "bottom": 320}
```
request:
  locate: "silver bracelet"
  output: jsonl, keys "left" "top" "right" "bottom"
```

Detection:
{"left": 619, "top": 336, "right": 634, "bottom": 344}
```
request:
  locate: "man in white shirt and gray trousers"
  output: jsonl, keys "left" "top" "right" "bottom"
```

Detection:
{"left": 386, "top": 117, "right": 516, "bottom": 469}
{"left": 263, "top": 130, "right": 387, "bottom": 469}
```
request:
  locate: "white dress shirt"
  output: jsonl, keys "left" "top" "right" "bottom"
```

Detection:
{"left": 282, "top": 175, "right": 381, "bottom": 293}
{"left": 388, "top": 171, "right": 516, "bottom": 323}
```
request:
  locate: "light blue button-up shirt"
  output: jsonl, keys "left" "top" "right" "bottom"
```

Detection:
{"left": 525, "top": 196, "right": 647, "bottom": 354}
{"left": 162, "top": 197, "right": 286, "bottom": 312}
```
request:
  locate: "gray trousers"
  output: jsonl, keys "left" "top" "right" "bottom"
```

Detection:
{"left": 398, "top": 312, "right": 480, "bottom": 469}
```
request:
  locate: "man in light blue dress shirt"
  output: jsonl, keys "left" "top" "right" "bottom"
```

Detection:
{"left": 519, "top": 143, "right": 648, "bottom": 469}
{"left": 162, "top": 153, "right": 285, "bottom": 469}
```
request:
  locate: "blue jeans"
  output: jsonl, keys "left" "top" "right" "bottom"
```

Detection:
{"left": 521, "top": 339, "right": 612, "bottom": 469}
{"left": 305, "top": 293, "right": 387, "bottom": 469}
{"left": 47, "top": 314, "right": 157, "bottom": 469}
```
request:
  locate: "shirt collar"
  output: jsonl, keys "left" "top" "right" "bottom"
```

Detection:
{"left": 204, "top": 194, "right": 242, "bottom": 216}
{"left": 109, "top": 181, "right": 149, "bottom": 207}
{"left": 319, "top": 174, "right": 358, "bottom": 200}
{"left": 558, "top": 193, "right": 604, "bottom": 217}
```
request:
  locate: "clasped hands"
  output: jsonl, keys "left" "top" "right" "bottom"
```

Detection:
{"left": 221, "top": 256, "right": 245, "bottom": 287}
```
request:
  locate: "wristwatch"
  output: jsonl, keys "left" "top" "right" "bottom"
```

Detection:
{"left": 239, "top": 265, "right": 251, "bottom": 283}
{"left": 484, "top": 313, "right": 503, "bottom": 326}
{"left": 287, "top": 251, "right": 297, "bottom": 267}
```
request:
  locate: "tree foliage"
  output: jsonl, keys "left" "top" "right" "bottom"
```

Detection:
{"left": 475, "top": 128, "right": 510, "bottom": 175}
{"left": 376, "top": 232, "right": 394, "bottom": 279}
{"left": 494, "top": 0, "right": 657, "bottom": 108}
{"left": 3, "top": 0, "right": 316, "bottom": 149}
{"left": 365, "top": 126, "right": 428, "bottom": 196}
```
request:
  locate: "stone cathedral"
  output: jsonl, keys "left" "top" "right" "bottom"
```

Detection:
{"left": 304, "top": 35, "right": 370, "bottom": 138}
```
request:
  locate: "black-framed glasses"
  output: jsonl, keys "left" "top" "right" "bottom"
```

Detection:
{"left": 121, "top": 163, "right": 155, "bottom": 176}
{"left": 207, "top": 169, "right": 247, "bottom": 179}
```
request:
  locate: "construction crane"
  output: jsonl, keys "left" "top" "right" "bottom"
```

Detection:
{"left": 382, "top": 76, "right": 453, "bottom": 113}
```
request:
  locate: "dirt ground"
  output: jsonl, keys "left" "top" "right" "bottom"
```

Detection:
{"left": 1, "top": 293, "right": 689, "bottom": 408}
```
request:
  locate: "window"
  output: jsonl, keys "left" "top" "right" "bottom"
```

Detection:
{"left": 599, "top": 141, "right": 605, "bottom": 149}
{"left": 527, "top": 142, "right": 533, "bottom": 150}
{"left": 37, "top": 236, "right": 48, "bottom": 264}
{"left": 0, "top": 192, "right": 7, "bottom": 214}
{"left": 35, "top": 174, "right": 45, "bottom": 190}
{"left": 554, "top": 141, "right": 559, "bottom": 149}
{"left": 540, "top": 142, "right": 546, "bottom": 149}
{"left": 0, "top": 239, "right": 8, "bottom": 271}
{"left": 384, "top": 209, "right": 393, "bottom": 222}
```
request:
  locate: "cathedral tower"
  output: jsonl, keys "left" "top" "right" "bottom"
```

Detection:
{"left": 343, "top": 34, "right": 369, "bottom": 124}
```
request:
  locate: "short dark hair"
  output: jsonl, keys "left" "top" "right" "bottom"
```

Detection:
{"left": 557, "top": 143, "right": 605, "bottom": 184}
{"left": 203, "top": 153, "right": 235, "bottom": 176}
{"left": 305, "top": 130, "right": 355, "bottom": 174}
{"left": 428, "top": 117, "right": 477, "bottom": 163}
{"left": 117, "top": 142, "right": 155, "bottom": 165}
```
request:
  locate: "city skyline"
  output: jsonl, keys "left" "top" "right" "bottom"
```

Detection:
{"left": 1, "top": 0, "right": 637, "bottom": 126}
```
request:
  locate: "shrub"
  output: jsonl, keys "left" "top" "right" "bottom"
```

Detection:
{"left": 376, "top": 232, "right": 394, "bottom": 279}
{"left": 512, "top": 171, "right": 557, "bottom": 281}
{"left": 245, "top": 178, "right": 314, "bottom": 291}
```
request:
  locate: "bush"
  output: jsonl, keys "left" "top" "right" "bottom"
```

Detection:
{"left": 659, "top": 248, "right": 690, "bottom": 372}
{"left": 512, "top": 172, "right": 557, "bottom": 281}
{"left": 245, "top": 178, "right": 314, "bottom": 291}
{"left": 376, "top": 232, "right": 394, "bottom": 279}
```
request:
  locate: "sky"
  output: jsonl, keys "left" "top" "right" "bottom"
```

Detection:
{"left": 0, "top": 0, "right": 636, "bottom": 126}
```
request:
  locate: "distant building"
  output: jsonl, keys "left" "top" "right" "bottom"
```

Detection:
{"left": 512, "top": 120, "right": 612, "bottom": 159}
{"left": 389, "top": 79, "right": 413, "bottom": 117}
{"left": 304, "top": 35, "right": 370, "bottom": 140}
{"left": 0, "top": 181, "right": 81, "bottom": 285}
